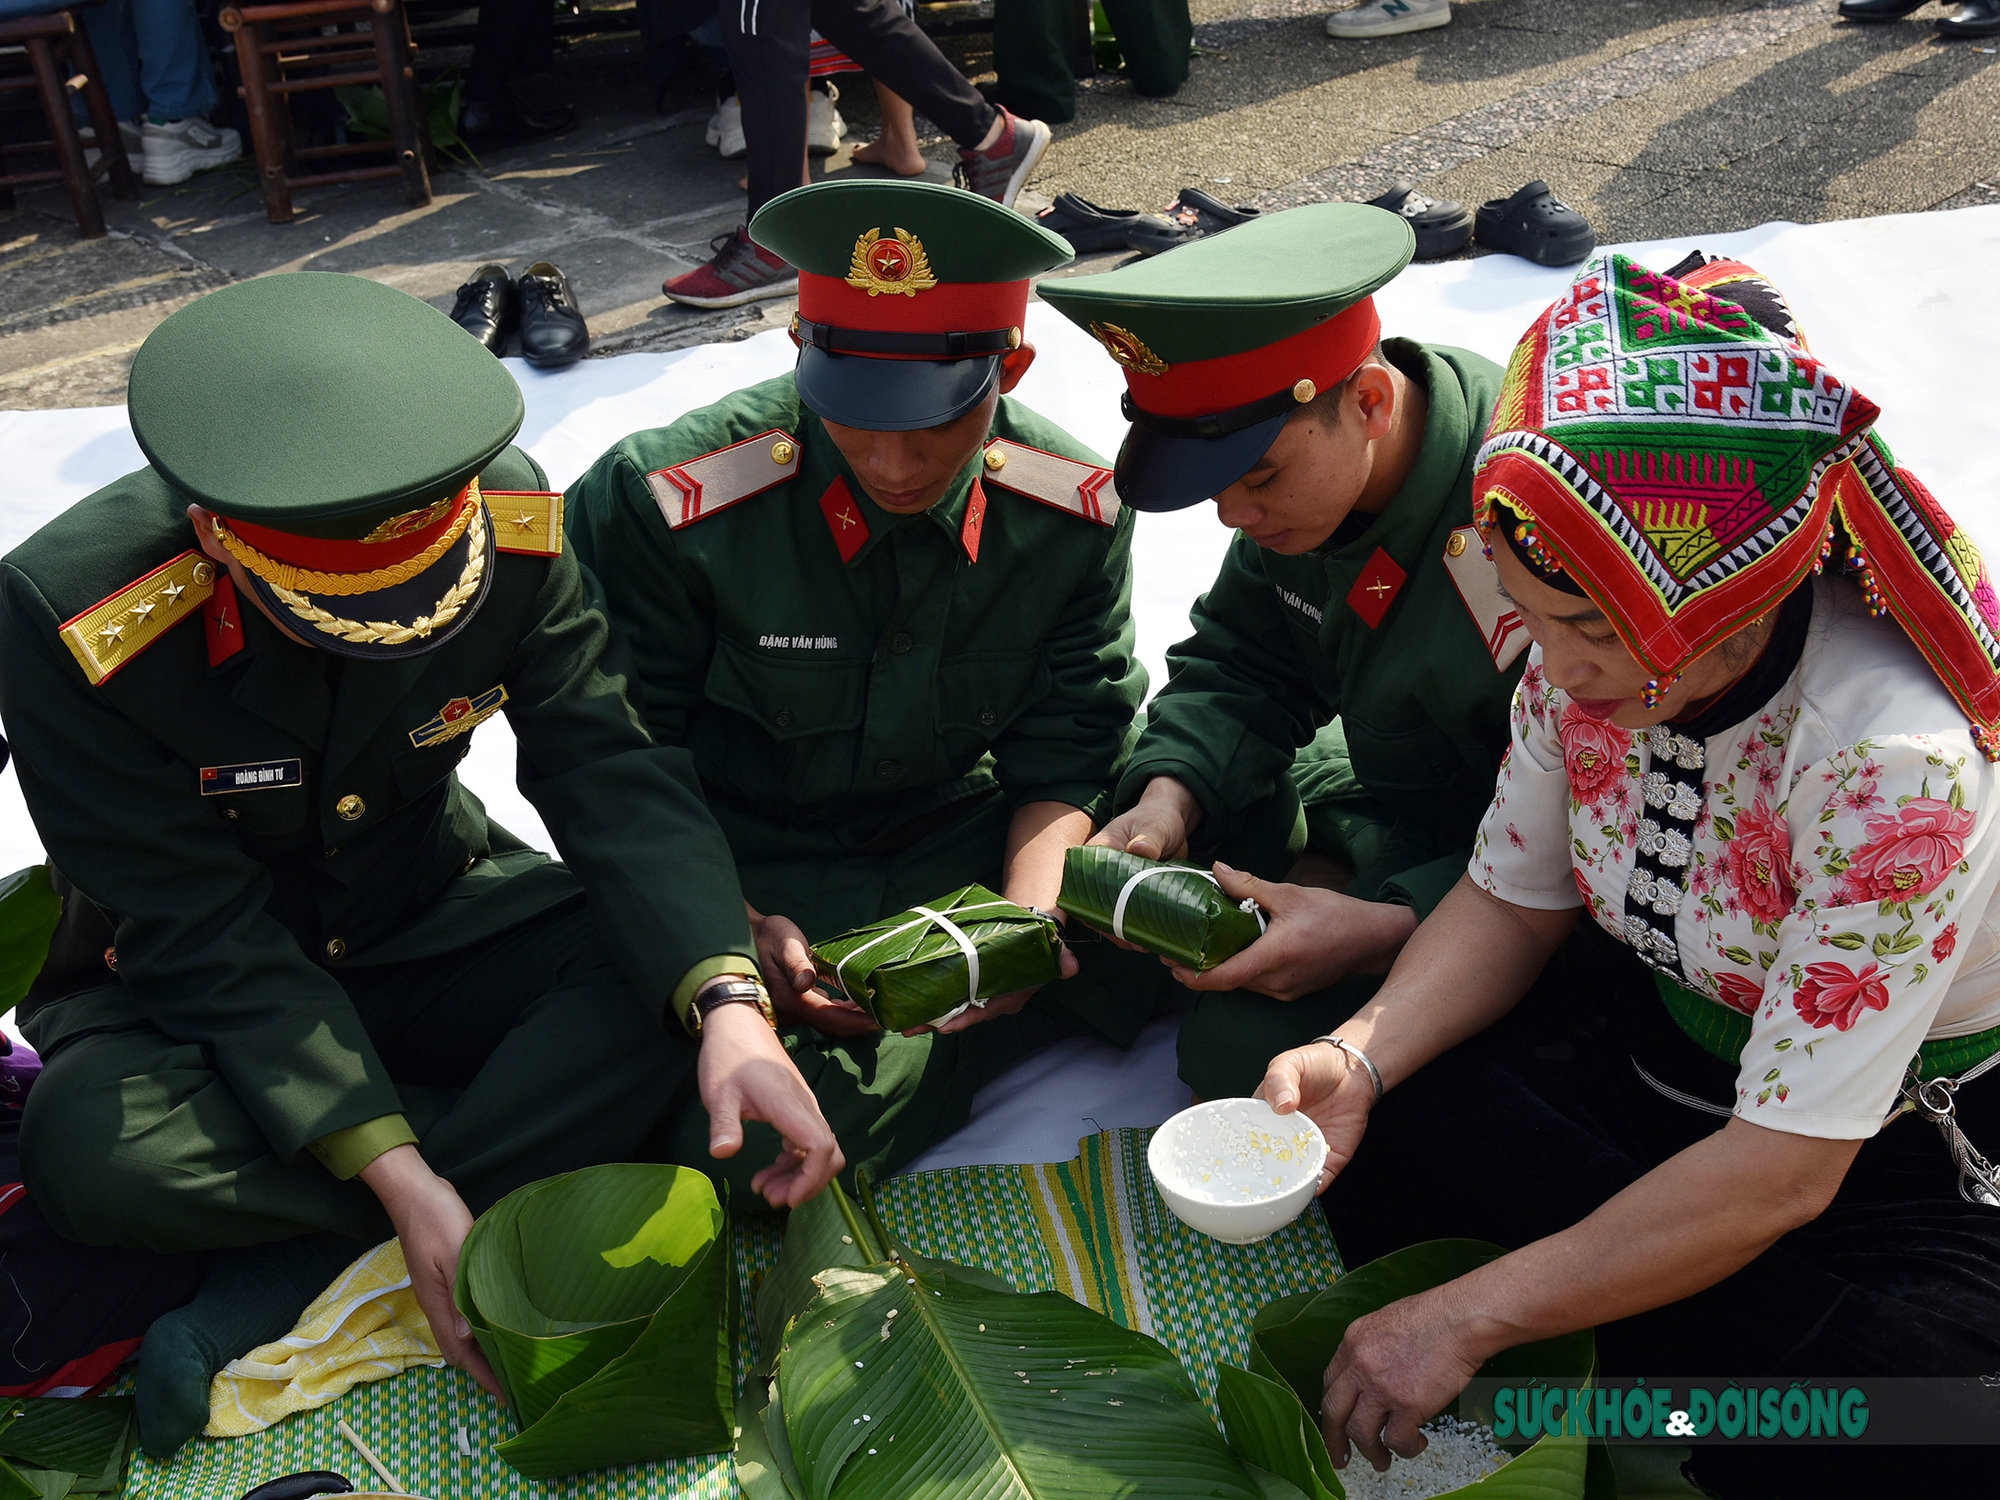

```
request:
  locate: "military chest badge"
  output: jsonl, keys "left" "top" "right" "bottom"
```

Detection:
{"left": 409, "top": 684, "right": 509, "bottom": 749}
{"left": 846, "top": 228, "right": 938, "bottom": 297}
{"left": 1087, "top": 321, "right": 1168, "bottom": 377}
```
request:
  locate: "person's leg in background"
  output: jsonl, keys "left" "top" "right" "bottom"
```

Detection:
{"left": 74, "top": 0, "right": 145, "bottom": 165}
{"left": 850, "top": 82, "right": 927, "bottom": 175}
{"left": 463, "top": 0, "right": 575, "bottom": 145}
{"left": 81, "top": 0, "right": 240, "bottom": 186}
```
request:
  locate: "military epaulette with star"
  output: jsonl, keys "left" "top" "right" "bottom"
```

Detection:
{"left": 485, "top": 490, "right": 564, "bottom": 556}
{"left": 645, "top": 429, "right": 801, "bottom": 530}
{"left": 59, "top": 550, "right": 217, "bottom": 686}
{"left": 978, "top": 439, "right": 1120, "bottom": 526}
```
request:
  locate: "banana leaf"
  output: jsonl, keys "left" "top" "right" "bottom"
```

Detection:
{"left": 453, "top": 1163, "right": 733, "bottom": 1478}
{"left": 1059, "top": 847, "right": 1265, "bottom": 971}
{"left": 0, "top": 867, "right": 61, "bottom": 1014}
{"left": 811, "top": 885, "right": 1063, "bottom": 1031}
{"left": 1218, "top": 1240, "right": 1595, "bottom": 1500}
{"left": 763, "top": 1178, "right": 1267, "bottom": 1500}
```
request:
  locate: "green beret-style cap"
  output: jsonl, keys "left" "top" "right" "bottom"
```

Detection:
{"left": 1034, "top": 201, "right": 1414, "bottom": 363}
{"left": 751, "top": 177, "right": 1073, "bottom": 282}
{"left": 128, "top": 272, "right": 524, "bottom": 537}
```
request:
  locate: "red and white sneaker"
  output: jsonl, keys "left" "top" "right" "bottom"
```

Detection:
{"left": 661, "top": 228, "right": 798, "bottom": 309}
{"left": 953, "top": 109, "right": 1051, "bottom": 210}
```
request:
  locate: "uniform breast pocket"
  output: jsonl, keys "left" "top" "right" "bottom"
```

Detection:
{"left": 1342, "top": 716, "right": 1465, "bottom": 797}
{"left": 703, "top": 635, "right": 868, "bottom": 742}
{"left": 933, "top": 649, "right": 1050, "bottom": 745}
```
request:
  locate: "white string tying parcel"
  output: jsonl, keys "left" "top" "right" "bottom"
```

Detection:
{"left": 1110, "top": 865, "right": 1266, "bottom": 942}
{"left": 832, "top": 898, "right": 1020, "bottom": 1017}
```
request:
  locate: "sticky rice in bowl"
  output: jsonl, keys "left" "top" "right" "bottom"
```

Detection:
{"left": 1147, "top": 1097, "right": 1325, "bottom": 1244}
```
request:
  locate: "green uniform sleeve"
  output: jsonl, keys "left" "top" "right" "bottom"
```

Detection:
{"left": 499, "top": 545, "right": 756, "bottom": 1027}
{"left": 988, "top": 510, "right": 1144, "bottom": 821}
{"left": 669, "top": 954, "right": 762, "bottom": 1034}
{"left": 306, "top": 1113, "right": 418, "bottom": 1179}
{"left": 565, "top": 450, "right": 714, "bottom": 750}
{"left": 1375, "top": 852, "right": 1470, "bottom": 919}
{"left": 1118, "top": 535, "right": 1333, "bottom": 835}
{"left": 0, "top": 565, "right": 408, "bottom": 1165}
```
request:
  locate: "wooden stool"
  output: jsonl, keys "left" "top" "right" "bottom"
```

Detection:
{"left": 0, "top": 7, "right": 138, "bottom": 239}
{"left": 220, "top": 0, "right": 430, "bottom": 224}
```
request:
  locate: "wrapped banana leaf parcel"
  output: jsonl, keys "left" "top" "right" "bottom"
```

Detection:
{"left": 811, "top": 885, "right": 1064, "bottom": 1031}
{"left": 1060, "top": 846, "right": 1267, "bottom": 971}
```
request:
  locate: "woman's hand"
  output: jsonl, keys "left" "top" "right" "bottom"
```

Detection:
{"left": 750, "top": 907, "right": 879, "bottom": 1037}
{"left": 1319, "top": 1289, "right": 1492, "bottom": 1473}
{"left": 1167, "top": 865, "right": 1418, "bottom": 1000}
{"left": 1255, "top": 1036, "right": 1377, "bottom": 1191}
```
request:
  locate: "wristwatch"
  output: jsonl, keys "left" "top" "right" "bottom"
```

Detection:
{"left": 690, "top": 975, "right": 778, "bottom": 1038}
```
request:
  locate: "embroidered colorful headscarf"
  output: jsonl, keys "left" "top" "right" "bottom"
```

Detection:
{"left": 1475, "top": 251, "right": 2000, "bottom": 759}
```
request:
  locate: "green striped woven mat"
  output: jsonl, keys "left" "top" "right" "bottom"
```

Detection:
{"left": 118, "top": 1129, "right": 1342, "bottom": 1499}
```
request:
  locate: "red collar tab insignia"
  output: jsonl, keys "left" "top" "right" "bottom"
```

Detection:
{"left": 1346, "top": 546, "right": 1408, "bottom": 630}
{"left": 409, "top": 684, "right": 509, "bottom": 749}
{"left": 820, "top": 477, "right": 871, "bottom": 563}
{"left": 203, "top": 575, "right": 246, "bottom": 669}
{"left": 1087, "top": 321, "right": 1168, "bottom": 377}
{"left": 846, "top": 228, "right": 938, "bottom": 298}
{"left": 1441, "top": 524, "right": 1529, "bottom": 669}
{"left": 960, "top": 480, "right": 988, "bottom": 563}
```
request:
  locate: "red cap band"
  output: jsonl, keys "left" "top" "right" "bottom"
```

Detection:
{"left": 1123, "top": 297, "right": 1381, "bottom": 419}
{"left": 797, "top": 272, "right": 1029, "bottom": 348}
{"left": 222, "top": 486, "right": 473, "bottom": 573}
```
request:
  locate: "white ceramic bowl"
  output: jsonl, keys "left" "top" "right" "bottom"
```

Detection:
{"left": 1147, "top": 1097, "right": 1326, "bottom": 1244}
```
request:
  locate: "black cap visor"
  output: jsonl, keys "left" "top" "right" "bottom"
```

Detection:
{"left": 241, "top": 505, "right": 496, "bottom": 661}
{"left": 1112, "top": 409, "right": 1291, "bottom": 514}
{"left": 794, "top": 347, "right": 1001, "bottom": 433}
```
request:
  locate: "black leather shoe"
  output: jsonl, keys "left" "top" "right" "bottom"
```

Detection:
{"left": 460, "top": 96, "right": 576, "bottom": 146}
{"left": 449, "top": 264, "right": 517, "bottom": 355}
{"left": 517, "top": 262, "right": 588, "bottom": 369}
{"left": 1836, "top": 0, "right": 1927, "bottom": 19}
{"left": 1938, "top": 0, "right": 2000, "bottom": 34}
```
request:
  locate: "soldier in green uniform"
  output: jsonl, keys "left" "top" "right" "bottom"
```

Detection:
{"left": 567, "top": 179, "right": 1158, "bottom": 1177}
{"left": 0, "top": 274, "right": 840, "bottom": 1456}
{"left": 1038, "top": 204, "right": 1530, "bottom": 1100}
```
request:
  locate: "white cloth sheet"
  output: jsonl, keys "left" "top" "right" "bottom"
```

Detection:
{"left": 3, "top": 208, "right": 1996, "bottom": 1167}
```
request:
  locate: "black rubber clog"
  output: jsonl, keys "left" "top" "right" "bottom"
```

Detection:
{"left": 1035, "top": 191, "right": 1144, "bottom": 254}
{"left": 1473, "top": 180, "right": 1597, "bottom": 267}
{"left": 1367, "top": 181, "right": 1473, "bottom": 260}
{"left": 1125, "top": 187, "right": 1261, "bottom": 257}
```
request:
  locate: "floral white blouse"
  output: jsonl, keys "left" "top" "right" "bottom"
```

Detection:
{"left": 1472, "top": 577, "right": 2000, "bottom": 1138}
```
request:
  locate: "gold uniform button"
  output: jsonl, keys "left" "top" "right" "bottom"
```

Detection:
{"left": 325, "top": 937, "right": 348, "bottom": 962}
{"left": 771, "top": 439, "right": 796, "bottom": 465}
{"left": 191, "top": 560, "right": 215, "bottom": 586}
{"left": 221, "top": 806, "right": 240, "bottom": 821}
{"left": 1292, "top": 378, "right": 1318, "bottom": 404}
{"left": 983, "top": 446, "right": 1007, "bottom": 472}
{"left": 1447, "top": 531, "right": 1468, "bottom": 557}
{"left": 336, "top": 794, "right": 366, "bottom": 821}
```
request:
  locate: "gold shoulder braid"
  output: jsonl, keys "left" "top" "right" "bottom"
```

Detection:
{"left": 273, "top": 503, "right": 488, "bottom": 646}
{"left": 213, "top": 482, "right": 480, "bottom": 597}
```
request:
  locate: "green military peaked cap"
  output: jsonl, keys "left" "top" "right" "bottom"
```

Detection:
{"left": 1036, "top": 203, "right": 1414, "bottom": 510}
{"left": 129, "top": 271, "right": 525, "bottom": 533}
{"left": 750, "top": 179, "right": 1072, "bottom": 432}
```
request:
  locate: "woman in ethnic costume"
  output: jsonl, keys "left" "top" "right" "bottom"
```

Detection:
{"left": 1249, "top": 252, "right": 2000, "bottom": 1496}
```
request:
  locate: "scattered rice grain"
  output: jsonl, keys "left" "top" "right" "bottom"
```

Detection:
{"left": 1335, "top": 1416, "right": 1509, "bottom": 1500}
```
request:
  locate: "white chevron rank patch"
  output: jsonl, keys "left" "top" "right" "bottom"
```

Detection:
{"left": 1442, "top": 524, "right": 1529, "bottom": 670}
{"left": 979, "top": 440, "right": 1120, "bottom": 526}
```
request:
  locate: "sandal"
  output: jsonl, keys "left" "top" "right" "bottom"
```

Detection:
{"left": 1473, "top": 180, "right": 1596, "bottom": 267}
{"left": 1035, "top": 191, "right": 1144, "bottom": 255}
{"left": 1368, "top": 181, "right": 1473, "bottom": 261}
{"left": 1126, "top": 187, "right": 1261, "bottom": 257}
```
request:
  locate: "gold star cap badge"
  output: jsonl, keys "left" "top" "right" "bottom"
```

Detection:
{"left": 1088, "top": 321, "right": 1169, "bottom": 377}
{"left": 845, "top": 228, "right": 939, "bottom": 298}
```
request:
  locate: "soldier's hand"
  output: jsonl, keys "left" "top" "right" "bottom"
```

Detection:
{"left": 921, "top": 942, "right": 1080, "bottom": 1035}
{"left": 753, "top": 909, "right": 880, "bottom": 1037}
{"left": 1165, "top": 864, "right": 1419, "bottom": 1001}
{"left": 360, "top": 1145, "right": 505, "bottom": 1401}
{"left": 699, "top": 1002, "right": 845, "bottom": 1209}
{"left": 1088, "top": 776, "right": 1203, "bottom": 864}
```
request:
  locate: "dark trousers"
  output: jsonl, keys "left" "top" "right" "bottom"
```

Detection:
{"left": 20, "top": 901, "right": 1064, "bottom": 1248}
{"left": 720, "top": 0, "right": 994, "bottom": 218}
{"left": 468, "top": 0, "right": 557, "bottom": 104}
{"left": 1322, "top": 954, "right": 2000, "bottom": 1497}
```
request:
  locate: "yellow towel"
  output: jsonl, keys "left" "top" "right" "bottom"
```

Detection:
{"left": 206, "top": 1239, "right": 446, "bottom": 1437}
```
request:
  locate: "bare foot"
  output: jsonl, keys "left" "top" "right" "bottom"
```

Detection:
{"left": 850, "top": 138, "right": 927, "bottom": 176}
